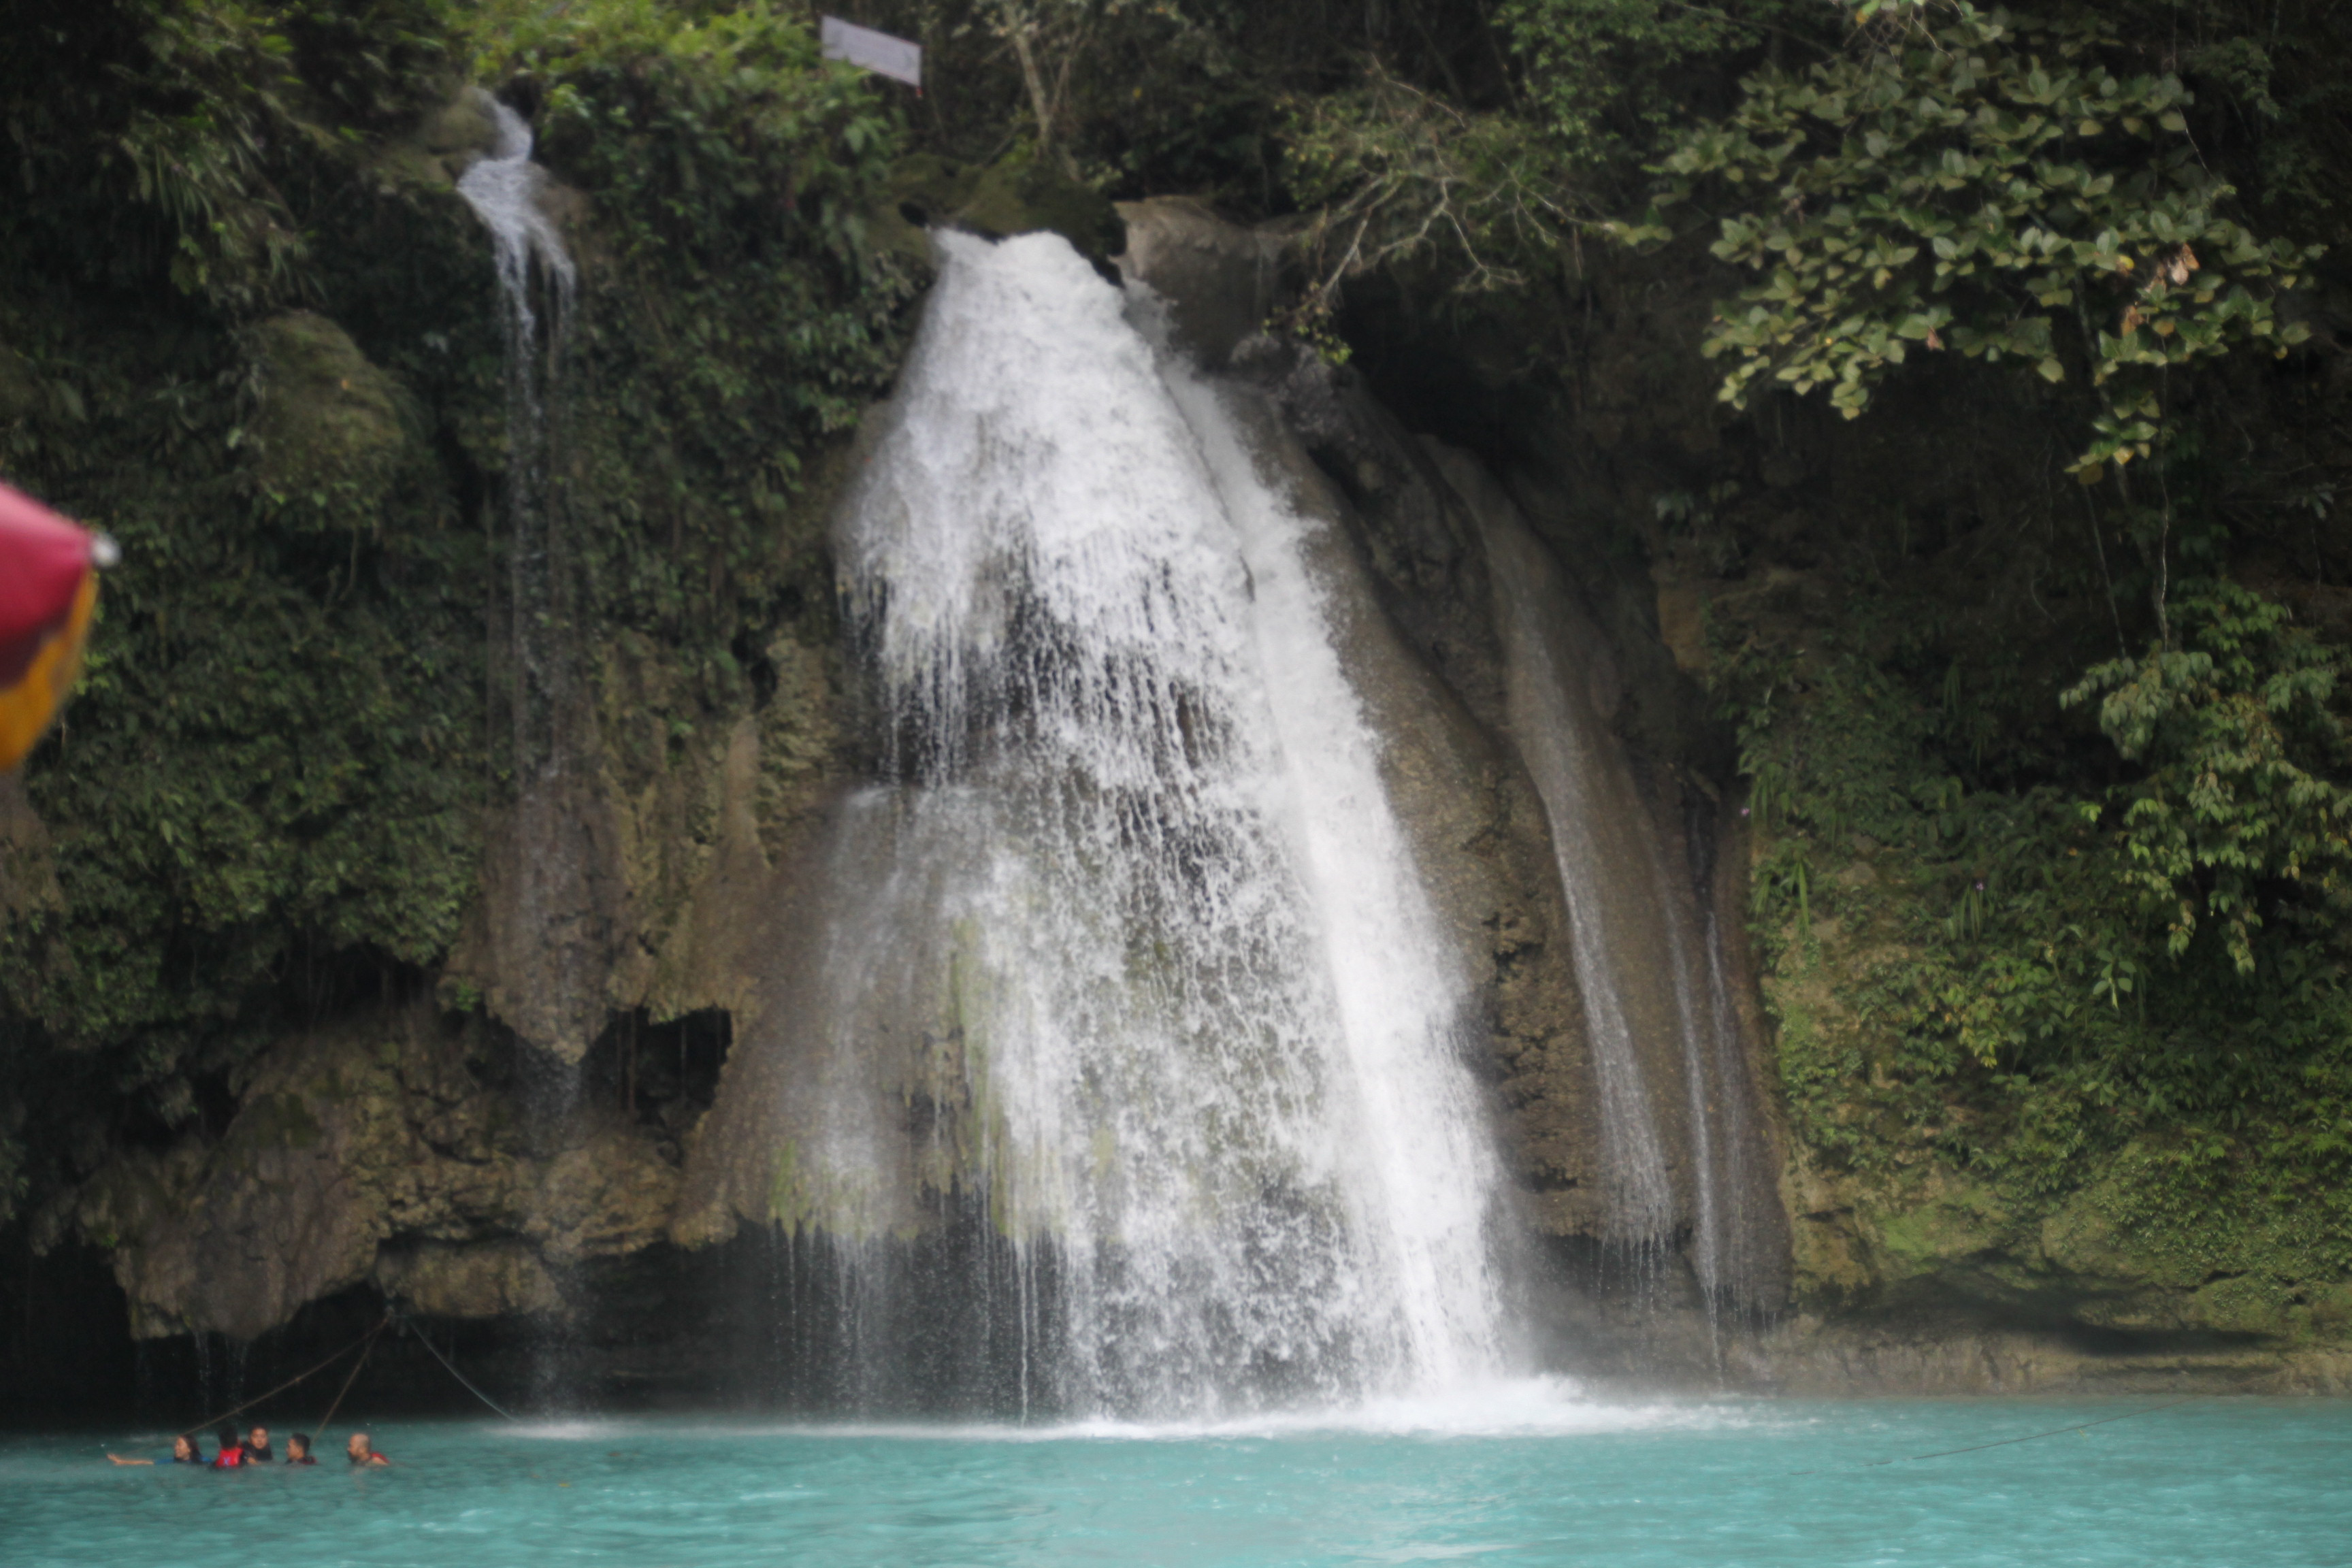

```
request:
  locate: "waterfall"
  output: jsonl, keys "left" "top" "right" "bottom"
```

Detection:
{"left": 768, "top": 231, "right": 1509, "bottom": 1418}
{"left": 1480, "top": 494, "right": 1787, "bottom": 1335}
{"left": 1484, "top": 519, "right": 1678, "bottom": 1256}
{"left": 458, "top": 97, "right": 576, "bottom": 773}
{"left": 456, "top": 97, "right": 576, "bottom": 450}
{"left": 455, "top": 97, "right": 615, "bottom": 1081}
{"left": 1665, "top": 865, "right": 1740, "bottom": 1344}
{"left": 1682, "top": 840, "right": 1786, "bottom": 1324}
{"left": 458, "top": 97, "right": 591, "bottom": 1406}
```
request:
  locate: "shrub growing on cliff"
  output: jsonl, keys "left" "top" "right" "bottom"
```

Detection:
{"left": 1720, "top": 575, "right": 2352, "bottom": 1269}
{"left": 2063, "top": 580, "right": 2352, "bottom": 975}
{"left": 1278, "top": 0, "right": 1823, "bottom": 335}
{"left": 3, "top": 0, "right": 459, "bottom": 318}
{"left": 1654, "top": 4, "right": 2315, "bottom": 459}
{"left": 1, "top": 1, "right": 493, "bottom": 1164}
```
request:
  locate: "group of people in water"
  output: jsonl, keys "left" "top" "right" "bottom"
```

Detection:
{"left": 108, "top": 1424, "right": 390, "bottom": 1468}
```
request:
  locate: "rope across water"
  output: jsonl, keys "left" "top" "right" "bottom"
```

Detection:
{"left": 174, "top": 1316, "right": 387, "bottom": 1442}
{"left": 310, "top": 1315, "right": 389, "bottom": 1449}
{"left": 1785, "top": 1395, "right": 2204, "bottom": 1477}
{"left": 395, "top": 1309, "right": 519, "bottom": 1422}
{"left": 172, "top": 1303, "right": 518, "bottom": 1443}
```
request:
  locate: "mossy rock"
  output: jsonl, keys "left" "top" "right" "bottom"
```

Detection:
{"left": 368, "top": 82, "right": 503, "bottom": 192}
{"left": 1863, "top": 1176, "right": 2011, "bottom": 1279}
{"left": 419, "top": 84, "right": 502, "bottom": 159}
{"left": 878, "top": 150, "right": 1125, "bottom": 276}
{"left": 2038, "top": 1171, "right": 2208, "bottom": 1291}
{"left": 246, "top": 312, "right": 413, "bottom": 514}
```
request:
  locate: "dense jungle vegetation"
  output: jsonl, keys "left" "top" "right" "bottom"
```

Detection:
{"left": 3, "top": 0, "right": 2349, "bottom": 1328}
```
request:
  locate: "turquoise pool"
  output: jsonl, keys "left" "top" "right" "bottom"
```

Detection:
{"left": 7, "top": 1384, "right": 2348, "bottom": 1565}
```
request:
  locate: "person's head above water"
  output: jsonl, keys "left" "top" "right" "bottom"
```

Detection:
{"left": 171, "top": 1435, "right": 198, "bottom": 1463}
{"left": 287, "top": 1433, "right": 311, "bottom": 1461}
{"left": 246, "top": 1425, "right": 270, "bottom": 1454}
{"left": 216, "top": 1424, "right": 239, "bottom": 1452}
{"left": 346, "top": 1431, "right": 388, "bottom": 1465}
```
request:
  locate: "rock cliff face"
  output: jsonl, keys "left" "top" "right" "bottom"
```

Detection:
{"left": 37, "top": 190, "right": 1760, "bottom": 1377}
{"left": 13, "top": 154, "right": 2348, "bottom": 1403}
{"left": 1333, "top": 212, "right": 2352, "bottom": 1393}
{"left": 74, "top": 1003, "right": 677, "bottom": 1341}
{"left": 0, "top": 78, "right": 870, "bottom": 1370}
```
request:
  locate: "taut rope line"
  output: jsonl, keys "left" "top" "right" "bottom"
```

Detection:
{"left": 310, "top": 1313, "right": 391, "bottom": 1448}
{"left": 168, "top": 1302, "right": 519, "bottom": 1446}
{"left": 392, "top": 1307, "right": 520, "bottom": 1422}
{"left": 1786, "top": 1395, "right": 2204, "bottom": 1477}
{"left": 174, "top": 1316, "right": 387, "bottom": 1441}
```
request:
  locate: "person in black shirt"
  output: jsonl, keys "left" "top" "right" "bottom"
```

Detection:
{"left": 243, "top": 1424, "right": 274, "bottom": 1464}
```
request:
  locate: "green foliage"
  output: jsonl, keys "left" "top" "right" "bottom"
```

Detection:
{"left": 470, "top": 0, "right": 919, "bottom": 645}
{"left": 3, "top": 0, "right": 458, "bottom": 317}
{"left": 1275, "top": 1, "right": 1816, "bottom": 327}
{"left": 1, "top": 3, "right": 494, "bottom": 1150}
{"left": 476, "top": 0, "right": 898, "bottom": 262}
{"left": 1718, "top": 565, "right": 2352, "bottom": 1278}
{"left": 1656, "top": 3, "right": 2317, "bottom": 478}
{"left": 1279, "top": 67, "right": 1582, "bottom": 320}
{"left": 1500, "top": 0, "right": 1809, "bottom": 167}
{"left": 0, "top": 0, "right": 917, "bottom": 1228}
{"left": 0, "top": 273, "right": 492, "bottom": 1114}
{"left": 2063, "top": 580, "right": 2352, "bottom": 973}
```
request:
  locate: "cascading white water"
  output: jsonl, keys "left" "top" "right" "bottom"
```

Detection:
{"left": 457, "top": 97, "right": 576, "bottom": 399}
{"left": 793, "top": 230, "right": 1508, "bottom": 1416}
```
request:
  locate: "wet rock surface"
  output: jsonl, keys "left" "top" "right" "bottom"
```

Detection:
{"left": 18, "top": 186, "right": 2347, "bottom": 1406}
{"left": 72, "top": 1004, "right": 680, "bottom": 1341}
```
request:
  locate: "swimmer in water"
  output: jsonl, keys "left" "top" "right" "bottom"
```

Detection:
{"left": 286, "top": 1433, "right": 317, "bottom": 1465}
{"left": 107, "top": 1434, "right": 202, "bottom": 1465}
{"left": 210, "top": 1424, "right": 246, "bottom": 1467}
{"left": 346, "top": 1432, "right": 390, "bottom": 1467}
{"left": 244, "top": 1424, "right": 274, "bottom": 1464}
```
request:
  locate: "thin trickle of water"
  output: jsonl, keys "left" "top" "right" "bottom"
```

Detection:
{"left": 1661, "top": 797, "right": 1784, "bottom": 1346}
{"left": 1482, "top": 499, "right": 1786, "bottom": 1335}
{"left": 1692, "top": 885, "right": 1786, "bottom": 1316}
{"left": 1484, "top": 524, "right": 1676, "bottom": 1253}
{"left": 785, "top": 230, "right": 1507, "bottom": 1417}
{"left": 1659, "top": 867, "right": 1725, "bottom": 1349}
{"left": 459, "top": 95, "right": 585, "bottom": 1410}
{"left": 1699, "top": 911, "right": 1756, "bottom": 1288}
{"left": 457, "top": 97, "right": 576, "bottom": 772}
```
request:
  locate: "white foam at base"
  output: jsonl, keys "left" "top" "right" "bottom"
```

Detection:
{"left": 500, "top": 1379, "right": 1761, "bottom": 1445}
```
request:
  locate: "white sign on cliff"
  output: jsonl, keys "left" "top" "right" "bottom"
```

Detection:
{"left": 820, "top": 18, "right": 923, "bottom": 91}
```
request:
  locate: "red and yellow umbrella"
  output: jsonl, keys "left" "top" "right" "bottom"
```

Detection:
{"left": 0, "top": 483, "right": 109, "bottom": 772}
